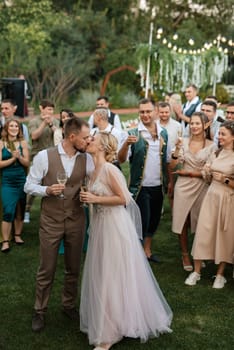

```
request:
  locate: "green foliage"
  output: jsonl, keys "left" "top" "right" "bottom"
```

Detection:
{"left": 0, "top": 0, "right": 233, "bottom": 107}
{"left": 199, "top": 84, "right": 230, "bottom": 104}
{"left": 75, "top": 89, "right": 100, "bottom": 111}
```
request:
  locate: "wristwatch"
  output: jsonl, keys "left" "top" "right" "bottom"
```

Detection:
{"left": 224, "top": 178, "right": 230, "bottom": 185}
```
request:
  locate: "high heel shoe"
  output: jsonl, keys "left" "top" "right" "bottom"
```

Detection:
{"left": 14, "top": 234, "right": 24, "bottom": 245}
{"left": 1, "top": 240, "right": 10, "bottom": 253}
{"left": 182, "top": 252, "right": 193, "bottom": 272}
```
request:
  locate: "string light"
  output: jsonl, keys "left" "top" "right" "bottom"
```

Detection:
{"left": 188, "top": 38, "right": 194, "bottom": 46}
{"left": 157, "top": 28, "right": 163, "bottom": 35}
{"left": 152, "top": 30, "right": 233, "bottom": 56}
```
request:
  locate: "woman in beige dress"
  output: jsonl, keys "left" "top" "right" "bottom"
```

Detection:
{"left": 185, "top": 120, "right": 234, "bottom": 289}
{"left": 171, "top": 112, "right": 216, "bottom": 271}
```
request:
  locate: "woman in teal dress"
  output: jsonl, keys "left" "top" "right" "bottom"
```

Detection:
{"left": 0, "top": 119, "right": 30, "bottom": 252}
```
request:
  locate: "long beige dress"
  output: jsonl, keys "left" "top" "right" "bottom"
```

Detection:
{"left": 172, "top": 139, "right": 216, "bottom": 234}
{"left": 192, "top": 149, "right": 234, "bottom": 264}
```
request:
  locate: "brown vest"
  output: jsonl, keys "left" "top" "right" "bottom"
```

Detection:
{"left": 41, "top": 147, "right": 86, "bottom": 222}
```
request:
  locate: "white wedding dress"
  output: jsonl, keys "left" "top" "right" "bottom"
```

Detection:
{"left": 80, "top": 163, "right": 172, "bottom": 346}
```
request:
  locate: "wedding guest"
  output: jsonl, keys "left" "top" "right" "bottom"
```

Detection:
{"left": 118, "top": 98, "right": 172, "bottom": 263}
{"left": 24, "top": 100, "right": 59, "bottom": 223}
{"left": 80, "top": 132, "right": 172, "bottom": 350}
{"left": 54, "top": 109, "right": 76, "bottom": 146}
{"left": 0, "top": 119, "right": 30, "bottom": 252}
{"left": 185, "top": 120, "right": 234, "bottom": 288}
{"left": 88, "top": 96, "right": 122, "bottom": 130}
{"left": 173, "top": 84, "right": 201, "bottom": 137}
{"left": 158, "top": 102, "right": 182, "bottom": 150}
{"left": 1, "top": 99, "right": 29, "bottom": 141}
{"left": 171, "top": 112, "right": 216, "bottom": 271}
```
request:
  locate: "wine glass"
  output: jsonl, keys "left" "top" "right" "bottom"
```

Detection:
{"left": 56, "top": 171, "right": 68, "bottom": 198}
{"left": 80, "top": 176, "right": 89, "bottom": 207}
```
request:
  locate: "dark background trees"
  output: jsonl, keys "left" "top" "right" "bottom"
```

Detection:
{"left": 0, "top": 0, "right": 233, "bottom": 108}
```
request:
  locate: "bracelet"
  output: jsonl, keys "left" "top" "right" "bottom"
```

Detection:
{"left": 172, "top": 154, "right": 178, "bottom": 160}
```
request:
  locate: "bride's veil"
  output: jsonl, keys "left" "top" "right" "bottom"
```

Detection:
{"left": 105, "top": 164, "right": 143, "bottom": 240}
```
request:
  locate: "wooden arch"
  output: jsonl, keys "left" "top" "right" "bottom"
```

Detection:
{"left": 100, "top": 65, "right": 136, "bottom": 95}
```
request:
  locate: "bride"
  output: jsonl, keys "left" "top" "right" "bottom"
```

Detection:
{"left": 79, "top": 132, "right": 172, "bottom": 350}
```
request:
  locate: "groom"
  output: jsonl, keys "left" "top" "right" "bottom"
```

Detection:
{"left": 24, "top": 118, "right": 94, "bottom": 332}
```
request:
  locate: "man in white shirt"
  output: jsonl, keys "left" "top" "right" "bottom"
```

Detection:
{"left": 213, "top": 101, "right": 234, "bottom": 144}
{"left": 173, "top": 84, "right": 201, "bottom": 137}
{"left": 158, "top": 102, "right": 182, "bottom": 150}
{"left": 25, "top": 118, "right": 94, "bottom": 332}
{"left": 201, "top": 100, "right": 221, "bottom": 140}
{"left": 118, "top": 98, "right": 172, "bottom": 263}
{"left": 88, "top": 95, "right": 122, "bottom": 130}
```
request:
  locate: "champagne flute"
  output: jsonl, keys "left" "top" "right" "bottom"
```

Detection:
{"left": 80, "top": 176, "right": 88, "bottom": 207}
{"left": 177, "top": 129, "right": 182, "bottom": 141}
{"left": 56, "top": 171, "right": 68, "bottom": 198}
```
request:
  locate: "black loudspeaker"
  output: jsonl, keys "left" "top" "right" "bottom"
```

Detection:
{"left": 0, "top": 78, "right": 25, "bottom": 117}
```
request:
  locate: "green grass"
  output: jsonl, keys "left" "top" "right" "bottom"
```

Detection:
{"left": 1, "top": 194, "right": 234, "bottom": 350}
{"left": 1, "top": 114, "right": 234, "bottom": 349}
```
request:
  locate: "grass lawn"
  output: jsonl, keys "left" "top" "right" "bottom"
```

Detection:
{"left": 1, "top": 113, "right": 234, "bottom": 349}
{"left": 1, "top": 195, "right": 234, "bottom": 350}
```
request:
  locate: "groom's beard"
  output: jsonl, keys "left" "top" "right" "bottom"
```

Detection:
{"left": 73, "top": 145, "right": 86, "bottom": 153}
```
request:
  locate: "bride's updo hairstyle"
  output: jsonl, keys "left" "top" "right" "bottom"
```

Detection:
{"left": 99, "top": 132, "right": 118, "bottom": 163}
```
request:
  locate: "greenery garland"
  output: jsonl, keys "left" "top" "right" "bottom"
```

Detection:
{"left": 136, "top": 45, "right": 228, "bottom": 93}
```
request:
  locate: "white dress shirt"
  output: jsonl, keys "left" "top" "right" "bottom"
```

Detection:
{"left": 24, "top": 142, "right": 94, "bottom": 197}
{"left": 126, "top": 120, "right": 171, "bottom": 187}
{"left": 159, "top": 118, "right": 182, "bottom": 151}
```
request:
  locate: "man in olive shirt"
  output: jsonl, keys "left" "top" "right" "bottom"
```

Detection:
{"left": 24, "top": 100, "right": 59, "bottom": 223}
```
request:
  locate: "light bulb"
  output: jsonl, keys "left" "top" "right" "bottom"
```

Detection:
{"left": 188, "top": 38, "right": 194, "bottom": 46}
{"left": 157, "top": 28, "right": 163, "bottom": 35}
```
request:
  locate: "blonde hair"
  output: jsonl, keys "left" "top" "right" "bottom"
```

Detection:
{"left": 99, "top": 132, "right": 118, "bottom": 163}
{"left": 93, "top": 108, "right": 108, "bottom": 121}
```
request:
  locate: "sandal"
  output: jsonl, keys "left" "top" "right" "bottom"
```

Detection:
{"left": 1, "top": 240, "right": 10, "bottom": 253}
{"left": 182, "top": 252, "right": 193, "bottom": 272}
{"left": 14, "top": 234, "right": 24, "bottom": 245}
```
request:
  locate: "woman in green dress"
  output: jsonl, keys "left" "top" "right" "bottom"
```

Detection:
{"left": 0, "top": 119, "right": 30, "bottom": 252}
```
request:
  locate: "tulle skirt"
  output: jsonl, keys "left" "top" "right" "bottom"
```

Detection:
{"left": 80, "top": 205, "right": 172, "bottom": 346}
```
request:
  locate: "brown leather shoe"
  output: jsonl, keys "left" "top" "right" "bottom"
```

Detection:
{"left": 63, "top": 307, "right": 79, "bottom": 321}
{"left": 32, "top": 312, "right": 45, "bottom": 332}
